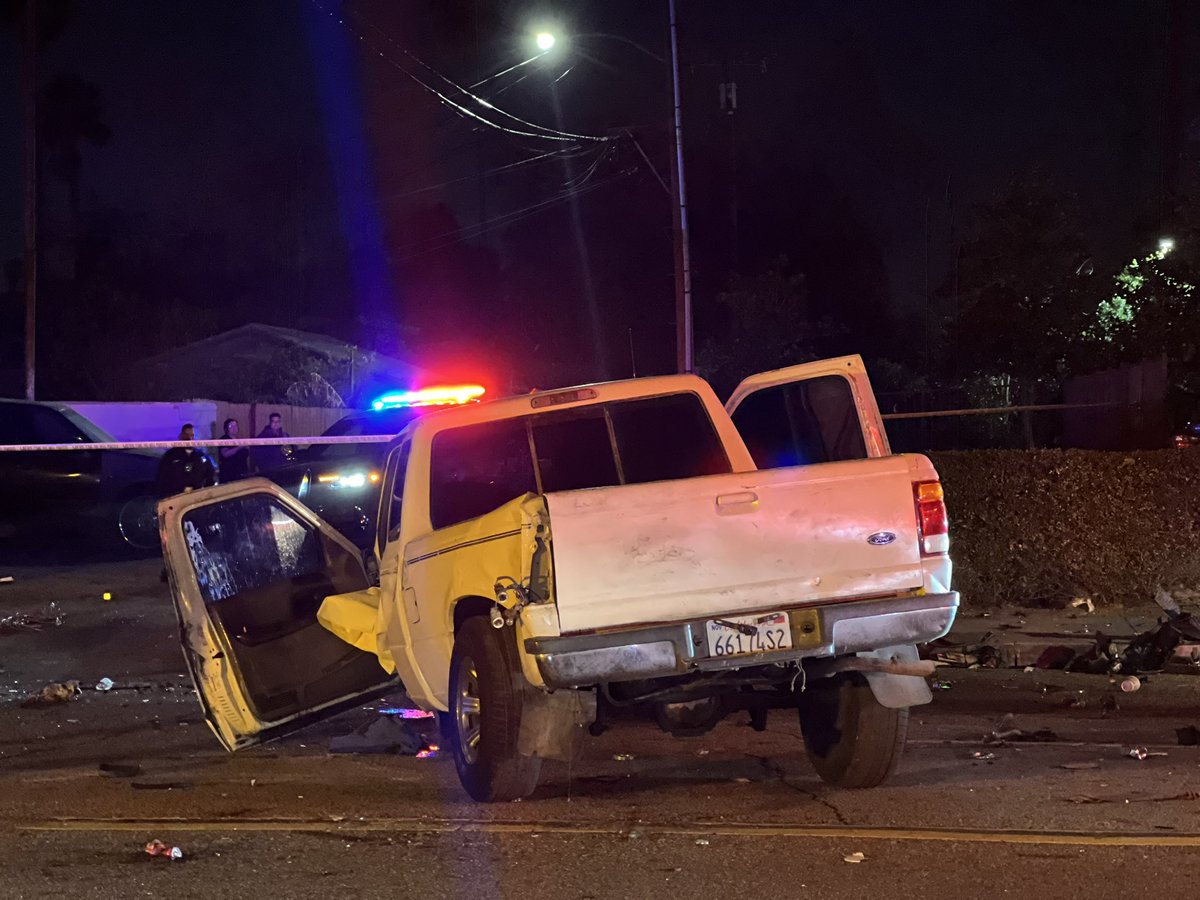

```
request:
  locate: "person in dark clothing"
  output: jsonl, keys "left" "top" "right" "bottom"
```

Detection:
{"left": 156, "top": 424, "right": 216, "bottom": 498}
{"left": 251, "top": 412, "right": 293, "bottom": 473}
{"left": 217, "top": 417, "right": 250, "bottom": 482}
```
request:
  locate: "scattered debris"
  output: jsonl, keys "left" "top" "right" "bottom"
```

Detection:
{"left": 1126, "top": 746, "right": 1168, "bottom": 761}
{"left": 416, "top": 744, "right": 440, "bottom": 760}
{"left": 927, "top": 642, "right": 1000, "bottom": 669}
{"left": 1, "top": 611, "right": 64, "bottom": 635}
{"left": 843, "top": 852, "right": 866, "bottom": 864}
{"left": 378, "top": 707, "right": 435, "bottom": 720}
{"left": 328, "top": 716, "right": 428, "bottom": 755}
{"left": 1023, "top": 666, "right": 1035, "bottom": 673}
{"left": 98, "top": 762, "right": 141, "bottom": 778}
{"left": 695, "top": 839, "right": 710, "bottom": 846}
{"left": 21, "top": 680, "right": 80, "bottom": 708}
{"left": 144, "top": 840, "right": 183, "bottom": 861}
{"left": 102, "top": 592, "right": 113, "bottom": 602}
{"left": 931, "top": 680, "right": 952, "bottom": 690}
{"left": 613, "top": 753, "right": 635, "bottom": 762}
{"left": 1176, "top": 725, "right": 1200, "bottom": 746}
{"left": 1120, "top": 676, "right": 1141, "bottom": 693}
{"left": 95, "top": 677, "right": 115, "bottom": 692}
{"left": 0, "top": 576, "right": 13, "bottom": 584}
{"left": 1034, "top": 646, "right": 1077, "bottom": 670}
{"left": 1059, "top": 762, "right": 1100, "bottom": 771}
{"left": 1070, "top": 597, "right": 1096, "bottom": 614}
{"left": 1066, "top": 795, "right": 1108, "bottom": 804}
{"left": 986, "top": 714, "right": 1058, "bottom": 745}
{"left": 970, "top": 751, "right": 996, "bottom": 761}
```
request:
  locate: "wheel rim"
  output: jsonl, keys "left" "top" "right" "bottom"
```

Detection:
{"left": 455, "top": 655, "right": 482, "bottom": 764}
{"left": 118, "top": 496, "right": 158, "bottom": 550}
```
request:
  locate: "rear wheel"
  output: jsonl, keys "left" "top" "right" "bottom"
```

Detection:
{"left": 797, "top": 673, "right": 907, "bottom": 788}
{"left": 441, "top": 616, "right": 541, "bottom": 802}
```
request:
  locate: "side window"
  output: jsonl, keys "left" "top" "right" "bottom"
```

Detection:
{"left": 530, "top": 411, "right": 620, "bottom": 493}
{"left": 732, "top": 375, "right": 867, "bottom": 469}
{"left": 609, "top": 393, "right": 731, "bottom": 484}
{"left": 382, "top": 441, "right": 410, "bottom": 548}
{"left": 182, "top": 494, "right": 323, "bottom": 603}
{"left": 429, "top": 419, "right": 536, "bottom": 530}
{"left": 30, "top": 407, "right": 84, "bottom": 444}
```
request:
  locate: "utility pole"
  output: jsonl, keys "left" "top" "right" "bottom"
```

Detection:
{"left": 667, "top": 0, "right": 693, "bottom": 374}
{"left": 22, "top": 0, "right": 37, "bottom": 400}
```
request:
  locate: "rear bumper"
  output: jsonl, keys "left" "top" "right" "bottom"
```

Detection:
{"left": 525, "top": 592, "right": 959, "bottom": 688}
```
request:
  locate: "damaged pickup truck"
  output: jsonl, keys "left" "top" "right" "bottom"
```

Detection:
{"left": 160, "top": 355, "right": 958, "bottom": 801}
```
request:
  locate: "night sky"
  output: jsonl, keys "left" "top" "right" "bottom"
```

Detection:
{"left": 1, "top": 1, "right": 1197, "bottom": 396}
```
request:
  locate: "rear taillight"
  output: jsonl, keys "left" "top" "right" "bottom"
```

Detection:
{"left": 914, "top": 480, "right": 949, "bottom": 555}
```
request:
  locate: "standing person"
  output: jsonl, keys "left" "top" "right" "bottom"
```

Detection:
{"left": 217, "top": 418, "right": 250, "bottom": 482}
{"left": 156, "top": 424, "right": 216, "bottom": 498}
{"left": 251, "top": 411, "right": 293, "bottom": 474}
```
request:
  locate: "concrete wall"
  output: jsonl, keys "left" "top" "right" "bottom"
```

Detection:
{"left": 64, "top": 401, "right": 348, "bottom": 442}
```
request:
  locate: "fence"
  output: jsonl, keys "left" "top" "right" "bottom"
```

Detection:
{"left": 64, "top": 401, "right": 347, "bottom": 443}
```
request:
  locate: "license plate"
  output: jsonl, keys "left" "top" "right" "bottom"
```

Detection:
{"left": 706, "top": 612, "right": 793, "bottom": 658}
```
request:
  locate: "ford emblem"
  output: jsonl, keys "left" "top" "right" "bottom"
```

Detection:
{"left": 867, "top": 531, "right": 896, "bottom": 546}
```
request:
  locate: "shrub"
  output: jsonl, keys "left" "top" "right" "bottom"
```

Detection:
{"left": 928, "top": 450, "right": 1200, "bottom": 607}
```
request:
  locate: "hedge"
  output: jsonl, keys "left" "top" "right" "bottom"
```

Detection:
{"left": 927, "top": 450, "right": 1200, "bottom": 608}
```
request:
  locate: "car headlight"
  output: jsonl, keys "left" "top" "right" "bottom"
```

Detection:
{"left": 316, "top": 470, "right": 380, "bottom": 489}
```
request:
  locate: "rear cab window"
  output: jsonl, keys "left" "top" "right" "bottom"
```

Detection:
{"left": 428, "top": 392, "right": 730, "bottom": 530}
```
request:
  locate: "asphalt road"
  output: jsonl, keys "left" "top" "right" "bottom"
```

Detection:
{"left": 3, "top": 559, "right": 1200, "bottom": 899}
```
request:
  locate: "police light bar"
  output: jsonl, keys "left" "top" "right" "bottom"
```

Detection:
{"left": 372, "top": 385, "right": 486, "bottom": 410}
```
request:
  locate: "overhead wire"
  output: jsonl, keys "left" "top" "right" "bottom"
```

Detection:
{"left": 310, "top": 0, "right": 613, "bottom": 144}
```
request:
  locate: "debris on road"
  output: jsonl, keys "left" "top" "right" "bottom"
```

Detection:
{"left": 970, "top": 751, "right": 996, "bottom": 761}
{"left": 931, "top": 679, "right": 952, "bottom": 690}
{"left": 1126, "top": 746, "right": 1168, "bottom": 761}
{"left": 695, "top": 839, "right": 710, "bottom": 846}
{"left": 1120, "top": 676, "right": 1141, "bottom": 693}
{"left": 328, "top": 716, "right": 428, "bottom": 755}
{"left": 95, "top": 677, "right": 115, "bottom": 692}
{"left": 1175, "top": 725, "right": 1200, "bottom": 746}
{"left": 1, "top": 610, "right": 64, "bottom": 635}
{"left": 21, "top": 680, "right": 80, "bottom": 707}
{"left": 1070, "top": 597, "right": 1095, "bottom": 614}
{"left": 843, "top": 852, "right": 866, "bottom": 864}
{"left": 102, "top": 592, "right": 113, "bottom": 601}
{"left": 416, "top": 744, "right": 440, "bottom": 760}
{"left": 1034, "top": 645, "right": 1077, "bottom": 670}
{"left": 378, "top": 707, "right": 435, "bottom": 720}
{"left": 986, "top": 714, "right": 1058, "bottom": 745}
{"left": 613, "top": 753, "right": 635, "bottom": 762}
{"left": 0, "top": 575, "right": 13, "bottom": 584}
{"left": 144, "top": 840, "right": 183, "bottom": 861}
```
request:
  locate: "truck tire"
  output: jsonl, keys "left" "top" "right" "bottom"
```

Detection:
{"left": 797, "top": 672, "right": 907, "bottom": 789}
{"left": 442, "top": 616, "right": 542, "bottom": 802}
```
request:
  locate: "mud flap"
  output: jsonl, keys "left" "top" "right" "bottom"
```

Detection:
{"left": 858, "top": 644, "right": 932, "bottom": 709}
{"left": 517, "top": 688, "right": 597, "bottom": 761}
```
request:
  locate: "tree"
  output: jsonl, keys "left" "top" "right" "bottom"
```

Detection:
{"left": 945, "top": 173, "right": 1096, "bottom": 382}
{"left": 695, "top": 258, "right": 841, "bottom": 398}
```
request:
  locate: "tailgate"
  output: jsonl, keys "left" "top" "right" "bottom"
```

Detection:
{"left": 547, "top": 455, "right": 927, "bottom": 633}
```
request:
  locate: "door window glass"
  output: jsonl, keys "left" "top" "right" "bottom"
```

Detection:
{"left": 182, "top": 494, "right": 323, "bottom": 604}
{"left": 382, "top": 441, "right": 411, "bottom": 548}
{"left": 732, "top": 375, "right": 867, "bottom": 469}
{"left": 31, "top": 407, "right": 84, "bottom": 444}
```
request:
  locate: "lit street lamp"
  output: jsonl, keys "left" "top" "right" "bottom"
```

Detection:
{"left": 535, "top": 31, "right": 556, "bottom": 52}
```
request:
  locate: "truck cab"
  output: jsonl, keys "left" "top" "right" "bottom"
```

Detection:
{"left": 160, "top": 356, "right": 958, "bottom": 801}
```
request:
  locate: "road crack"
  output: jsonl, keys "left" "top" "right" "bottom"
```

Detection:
{"left": 751, "top": 755, "right": 849, "bottom": 825}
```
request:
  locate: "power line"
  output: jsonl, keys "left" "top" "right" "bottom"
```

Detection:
{"left": 310, "top": 0, "right": 612, "bottom": 145}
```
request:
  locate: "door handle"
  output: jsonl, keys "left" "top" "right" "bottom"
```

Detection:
{"left": 715, "top": 490, "right": 759, "bottom": 511}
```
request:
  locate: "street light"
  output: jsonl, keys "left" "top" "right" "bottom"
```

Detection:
{"left": 535, "top": 31, "right": 556, "bottom": 52}
{"left": 1159, "top": 237, "right": 1175, "bottom": 257}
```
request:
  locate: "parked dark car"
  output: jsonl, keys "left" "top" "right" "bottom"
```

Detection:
{"left": 263, "top": 406, "right": 424, "bottom": 550}
{"left": 0, "top": 399, "right": 162, "bottom": 546}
